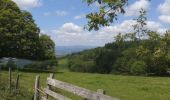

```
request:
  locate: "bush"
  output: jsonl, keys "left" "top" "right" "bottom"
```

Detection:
{"left": 95, "top": 49, "right": 120, "bottom": 73}
{"left": 68, "top": 59, "right": 95, "bottom": 73}
{"left": 130, "top": 61, "right": 147, "bottom": 75}
{"left": 150, "top": 57, "right": 169, "bottom": 76}
{"left": 168, "top": 56, "right": 170, "bottom": 68}
{"left": 24, "top": 60, "right": 58, "bottom": 70}
{"left": 0, "top": 60, "right": 17, "bottom": 70}
{"left": 112, "top": 58, "right": 136, "bottom": 74}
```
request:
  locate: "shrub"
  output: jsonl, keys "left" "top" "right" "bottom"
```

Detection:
{"left": 24, "top": 60, "right": 58, "bottom": 70}
{"left": 130, "top": 61, "right": 147, "bottom": 75}
{"left": 95, "top": 49, "right": 120, "bottom": 73}
{"left": 112, "top": 58, "right": 136, "bottom": 74}
{"left": 68, "top": 59, "right": 95, "bottom": 73}
{"left": 150, "top": 57, "right": 169, "bottom": 76}
{"left": 0, "top": 60, "right": 17, "bottom": 70}
{"left": 144, "top": 49, "right": 169, "bottom": 76}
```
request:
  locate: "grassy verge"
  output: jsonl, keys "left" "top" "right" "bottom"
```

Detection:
{"left": 0, "top": 71, "right": 170, "bottom": 100}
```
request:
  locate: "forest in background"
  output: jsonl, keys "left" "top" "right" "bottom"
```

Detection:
{"left": 68, "top": 9, "right": 170, "bottom": 76}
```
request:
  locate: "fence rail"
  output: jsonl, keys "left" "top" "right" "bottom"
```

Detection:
{"left": 44, "top": 88, "right": 71, "bottom": 100}
{"left": 34, "top": 73, "right": 119, "bottom": 100}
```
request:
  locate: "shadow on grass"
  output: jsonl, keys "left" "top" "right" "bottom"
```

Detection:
{"left": 17, "top": 68, "right": 63, "bottom": 74}
{"left": 110, "top": 71, "right": 170, "bottom": 77}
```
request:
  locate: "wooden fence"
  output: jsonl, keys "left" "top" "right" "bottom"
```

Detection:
{"left": 8, "top": 67, "right": 20, "bottom": 90}
{"left": 34, "top": 74, "right": 119, "bottom": 100}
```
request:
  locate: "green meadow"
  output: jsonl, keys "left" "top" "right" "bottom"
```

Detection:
{"left": 0, "top": 59, "right": 170, "bottom": 100}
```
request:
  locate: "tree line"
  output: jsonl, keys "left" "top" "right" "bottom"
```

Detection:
{"left": 68, "top": 31, "right": 170, "bottom": 75}
{"left": 68, "top": 9, "right": 170, "bottom": 76}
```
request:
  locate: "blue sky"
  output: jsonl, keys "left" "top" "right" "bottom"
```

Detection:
{"left": 12, "top": 0, "right": 170, "bottom": 46}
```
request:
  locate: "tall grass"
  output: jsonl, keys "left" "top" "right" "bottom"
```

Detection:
{"left": 0, "top": 72, "right": 33, "bottom": 100}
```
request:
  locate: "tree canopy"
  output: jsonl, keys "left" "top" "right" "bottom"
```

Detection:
{"left": 84, "top": 0, "right": 128, "bottom": 31}
{"left": 0, "top": 0, "right": 56, "bottom": 60}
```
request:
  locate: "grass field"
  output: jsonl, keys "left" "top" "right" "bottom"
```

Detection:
{"left": 0, "top": 70, "right": 170, "bottom": 100}
{"left": 0, "top": 59, "right": 170, "bottom": 100}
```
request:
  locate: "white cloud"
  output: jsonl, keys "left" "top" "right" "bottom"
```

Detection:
{"left": 159, "top": 15, "right": 170, "bottom": 23}
{"left": 157, "top": 28, "right": 167, "bottom": 35}
{"left": 74, "top": 14, "right": 85, "bottom": 20}
{"left": 158, "top": 0, "right": 170, "bottom": 15}
{"left": 55, "top": 10, "right": 68, "bottom": 16}
{"left": 43, "top": 11, "right": 68, "bottom": 17}
{"left": 12, "top": 0, "right": 42, "bottom": 9}
{"left": 42, "top": 20, "right": 165, "bottom": 46}
{"left": 49, "top": 26, "right": 94, "bottom": 46}
{"left": 100, "top": 20, "right": 136, "bottom": 35}
{"left": 145, "top": 21, "right": 166, "bottom": 34}
{"left": 158, "top": 0, "right": 170, "bottom": 23}
{"left": 146, "top": 21, "right": 162, "bottom": 31}
{"left": 43, "top": 12, "right": 51, "bottom": 16}
{"left": 125, "top": 0, "right": 150, "bottom": 16}
{"left": 99, "top": 20, "right": 163, "bottom": 37}
{"left": 60, "top": 23, "right": 83, "bottom": 33}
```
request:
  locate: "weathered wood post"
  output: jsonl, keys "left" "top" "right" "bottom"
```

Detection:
{"left": 34, "top": 75, "right": 40, "bottom": 100}
{"left": 84, "top": 89, "right": 106, "bottom": 100}
{"left": 45, "top": 73, "right": 54, "bottom": 99}
{"left": 9, "top": 67, "right": 11, "bottom": 89}
{"left": 15, "top": 74, "right": 20, "bottom": 89}
{"left": 97, "top": 89, "right": 105, "bottom": 94}
{"left": 96, "top": 89, "right": 106, "bottom": 100}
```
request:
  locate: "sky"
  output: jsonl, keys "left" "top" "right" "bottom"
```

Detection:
{"left": 12, "top": 0, "right": 170, "bottom": 46}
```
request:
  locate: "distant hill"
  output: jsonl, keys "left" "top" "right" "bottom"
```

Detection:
{"left": 55, "top": 46, "right": 97, "bottom": 56}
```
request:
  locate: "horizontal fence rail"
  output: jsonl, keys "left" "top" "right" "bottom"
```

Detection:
{"left": 44, "top": 88, "right": 71, "bottom": 100}
{"left": 34, "top": 73, "right": 119, "bottom": 100}
{"left": 47, "top": 77, "right": 118, "bottom": 100}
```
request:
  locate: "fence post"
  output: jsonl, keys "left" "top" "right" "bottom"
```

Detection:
{"left": 97, "top": 89, "right": 105, "bottom": 94}
{"left": 34, "top": 75, "right": 40, "bottom": 100}
{"left": 96, "top": 89, "right": 105, "bottom": 100}
{"left": 45, "top": 73, "right": 54, "bottom": 99}
{"left": 84, "top": 87, "right": 106, "bottom": 100}
{"left": 15, "top": 74, "right": 20, "bottom": 89}
{"left": 9, "top": 67, "right": 11, "bottom": 89}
